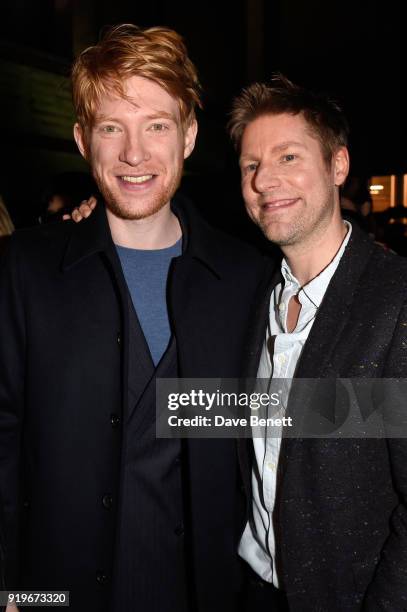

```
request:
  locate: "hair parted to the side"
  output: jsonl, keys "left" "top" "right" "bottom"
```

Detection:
{"left": 228, "top": 74, "right": 349, "bottom": 162}
{"left": 71, "top": 23, "right": 202, "bottom": 131}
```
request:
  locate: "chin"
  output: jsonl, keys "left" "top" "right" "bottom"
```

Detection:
{"left": 96, "top": 175, "right": 180, "bottom": 222}
{"left": 107, "top": 198, "right": 169, "bottom": 220}
{"left": 99, "top": 183, "right": 171, "bottom": 220}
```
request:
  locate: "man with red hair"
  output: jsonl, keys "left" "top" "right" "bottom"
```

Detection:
{"left": 0, "top": 25, "right": 264, "bottom": 612}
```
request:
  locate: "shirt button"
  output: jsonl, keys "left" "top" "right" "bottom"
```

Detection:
{"left": 174, "top": 524, "right": 184, "bottom": 536}
{"left": 102, "top": 494, "right": 113, "bottom": 509}
{"left": 96, "top": 571, "right": 108, "bottom": 584}
{"left": 279, "top": 303, "right": 286, "bottom": 312}
{"left": 278, "top": 354, "right": 286, "bottom": 364}
{"left": 267, "top": 462, "right": 276, "bottom": 471}
{"left": 110, "top": 413, "right": 120, "bottom": 428}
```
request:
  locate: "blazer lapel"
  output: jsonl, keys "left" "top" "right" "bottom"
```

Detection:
{"left": 280, "top": 224, "right": 376, "bottom": 473}
{"left": 295, "top": 224, "right": 375, "bottom": 380}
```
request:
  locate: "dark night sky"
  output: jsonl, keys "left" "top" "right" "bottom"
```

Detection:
{"left": 1, "top": 0, "right": 405, "bottom": 177}
{"left": 1, "top": 0, "right": 406, "bottom": 229}
{"left": 265, "top": 0, "right": 406, "bottom": 176}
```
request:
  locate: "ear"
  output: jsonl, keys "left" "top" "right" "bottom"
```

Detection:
{"left": 73, "top": 123, "right": 88, "bottom": 160}
{"left": 333, "top": 146, "right": 349, "bottom": 187}
{"left": 183, "top": 119, "right": 198, "bottom": 159}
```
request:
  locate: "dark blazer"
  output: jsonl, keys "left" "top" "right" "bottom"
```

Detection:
{"left": 0, "top": 196, "right": 265, "bottom": 612}
{"left": 240, "top": 223, "right": 407, "bottom": 611}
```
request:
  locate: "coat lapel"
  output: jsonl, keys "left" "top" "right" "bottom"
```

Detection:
{"left": 125, "top": 296, "right": 156, "bottom": 424}
{"left": 280, "top": 224, "right": 376, "bottom": 473}
{"left": 61, "top": 200, "right": 112, "bottom": 271}
{"left": 62, "top": 201, "right": 157, "bottom": 426}
{"left": 294, "top": 226, "right": 375, "bottom": 379}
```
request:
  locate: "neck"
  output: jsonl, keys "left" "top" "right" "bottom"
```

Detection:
{"left": 106, "top": 203, "right": 182, "bottom": 249}
{"left": 282, "top": 210, "right": 347, "bottom": 286}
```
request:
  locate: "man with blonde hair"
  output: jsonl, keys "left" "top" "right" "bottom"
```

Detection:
{"left": 229, "top": 76, "right": 407, "bottom": 611}
{"left": 0, "top": 25, "right": 264, "bottom": 611}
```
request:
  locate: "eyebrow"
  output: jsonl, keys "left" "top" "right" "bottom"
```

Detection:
{"left": 145, "top": 111, "right": 178, "bottom": 122}
{"left": 272, "top": 140, "right": 307, "bottom": 152}
{"left": 94, "top": 110, "right": 178, "bottom": 125}
{"left": 240, "top": 140, "right": 307, "bottom": 161}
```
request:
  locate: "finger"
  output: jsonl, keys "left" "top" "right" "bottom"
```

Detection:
{"left": 72, "top": 209, "right": 83, "bottom": 223}
{"left": 89, "top": 196, "right": 97, "bottom": 209}
{"left": 78, "top": 202, "right": 92, "bottom": 218}
{"left": 62, "top": 214, "right": 70, "bottom": 221}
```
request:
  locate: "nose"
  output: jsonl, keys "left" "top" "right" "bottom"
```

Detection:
{"left": 253, "top": 164, "right": 281, "bottom": 194}
{"left": 119, "top": 132, "right": 150, "bottom": 166}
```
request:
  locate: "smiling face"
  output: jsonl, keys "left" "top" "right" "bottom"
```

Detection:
{"left": 74, "top": 75, "right": 197, "bottom": 221}
{"left": 240, "top": 112, "right": 348, "bottom": 248}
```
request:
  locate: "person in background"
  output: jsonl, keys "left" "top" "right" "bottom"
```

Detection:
{"left": 340, "top": 174, "right": 373, "bottom": 233}
{"left": 0, "top": 195, "right": 14, "bottom": 256}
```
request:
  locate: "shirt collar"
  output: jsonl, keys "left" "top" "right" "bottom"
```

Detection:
{"left": 280, "top": 220, "right": 352, "bottom": 308}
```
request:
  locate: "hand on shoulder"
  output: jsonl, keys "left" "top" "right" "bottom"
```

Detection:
{"left": 62, "top": 196, "right": 97, "bottom": 223}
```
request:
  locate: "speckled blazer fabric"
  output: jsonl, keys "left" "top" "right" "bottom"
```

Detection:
{"left": 241, "top": 223, "right": 407, "bottom": 611}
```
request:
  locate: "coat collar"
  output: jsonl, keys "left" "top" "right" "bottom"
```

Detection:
{"left": 62, "top": 199, "right": 113, "bottom": 271}
{"left": 170, "top": 194, "right": 228, "bottom": 279}
{"left": 62, "top": 193, "right": 225, "bottom": 278}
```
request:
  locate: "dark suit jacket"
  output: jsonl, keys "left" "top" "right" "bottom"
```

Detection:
{"left": 240, "top": 223, "right": 407, "bottom": 611}
{"left": 0, "top": 196, "right": 265, "bottom": 611}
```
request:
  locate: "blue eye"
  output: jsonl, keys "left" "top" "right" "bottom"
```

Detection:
{"left": 149, "top": 123, "right": 169, "bottom": 132}
{"left": 101, "top": 125, "right": 120, "bottom": 133}
{"left": 244, "top": 162, "right": 258, "bottom": 173}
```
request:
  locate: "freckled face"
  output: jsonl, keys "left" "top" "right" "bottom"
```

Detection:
{"left": 74, "top": 75, "right": 196, "bottom": 220}
{"left": 240, "top": 113, "right": 345, "bottom": 247}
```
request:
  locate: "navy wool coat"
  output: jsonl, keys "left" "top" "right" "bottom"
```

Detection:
{"left": 0, "top": 196, "right": 265, "bottom": 612}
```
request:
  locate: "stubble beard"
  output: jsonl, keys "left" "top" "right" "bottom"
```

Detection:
{"left": 93, "top": 164, "right": 184, "bottom": 221}
{"left": 255, "top": 187, "right": 336, "bottom": 248}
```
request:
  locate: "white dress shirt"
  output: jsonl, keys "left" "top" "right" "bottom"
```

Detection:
{"left": 238, "top": 222, "right": 352, "bottom": 586}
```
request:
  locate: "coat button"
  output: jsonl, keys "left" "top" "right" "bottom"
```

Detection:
{"left": 174, "top": 455, "right": 181, "bottom": 466}
{"left": 174, "top": 524, "right": 184, "bottom": 537}
{"left": 22, "top": 500, "right": 30, "bottom": 509}
{"left": 117, "top": 332, "right": 121, "bottom": 345}
{"left": 96, "top": 571, "right": 107, "bottom": 584}
{"left": 110, "top": 413, "right": 120, "bottom": 428}
{"left": 102, "top": 494, "right": 113, "bottom": 509}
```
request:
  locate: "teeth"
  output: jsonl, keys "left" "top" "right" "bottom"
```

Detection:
{"left": 121, "top": 175, "right": 153, "bottom": 184}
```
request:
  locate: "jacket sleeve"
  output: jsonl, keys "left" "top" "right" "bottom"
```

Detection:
{"left": 0, "top": 236, "right": 26, "bottom": 590}
{"left": 363, "top": 301, "right": 407, "bottom": 611}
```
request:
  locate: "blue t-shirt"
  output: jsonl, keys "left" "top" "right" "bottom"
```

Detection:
{"left": 116, "top": 239, "right": 182, "bottom": 365}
